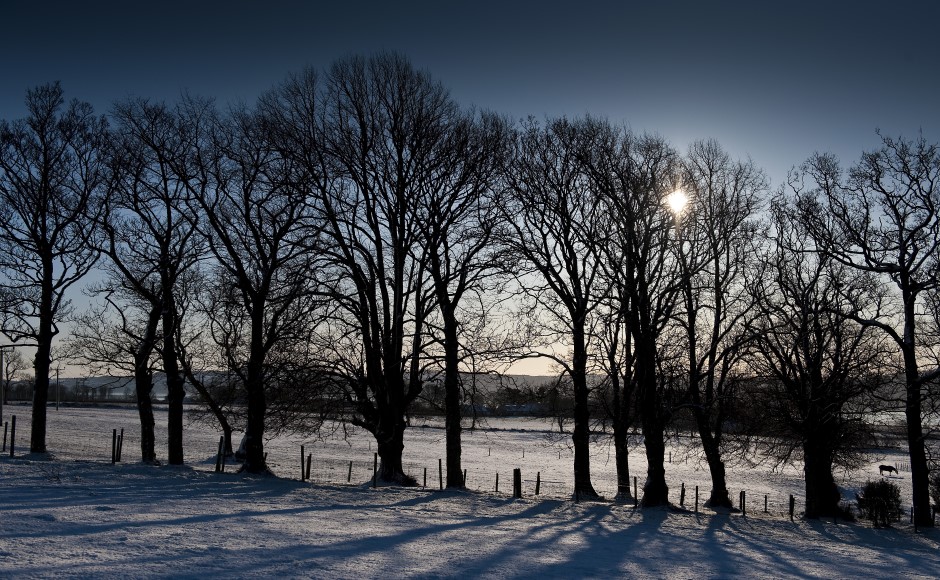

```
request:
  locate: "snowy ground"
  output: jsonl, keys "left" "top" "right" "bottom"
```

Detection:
{"left": 1, "top": 403, "right": 938, "bottom": 578}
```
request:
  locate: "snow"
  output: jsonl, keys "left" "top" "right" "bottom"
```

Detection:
{"left": 1, "top": 403, "right": 938, "bottom": 578}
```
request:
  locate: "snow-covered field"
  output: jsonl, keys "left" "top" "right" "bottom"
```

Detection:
{"left": 1, "top": 403, "right": 938, "bottom": 578}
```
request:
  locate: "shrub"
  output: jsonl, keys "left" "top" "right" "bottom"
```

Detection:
{"left": 856, "top": 480, "right": 903, "bottom": 527}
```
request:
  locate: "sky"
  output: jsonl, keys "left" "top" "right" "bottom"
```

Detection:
{"left": 3, "top": 0, "right": 939, "bottom": 192}
{"left": 2, "top": 0, "right": 939, "bottom": 376}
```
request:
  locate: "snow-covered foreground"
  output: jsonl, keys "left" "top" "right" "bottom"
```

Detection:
{"left": 1, "top": 404, "right": 938, "bottom": 578}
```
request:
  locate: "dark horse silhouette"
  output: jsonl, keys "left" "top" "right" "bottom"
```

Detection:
{"left": 878, "top": 464, "right": 897, "bottom": 476}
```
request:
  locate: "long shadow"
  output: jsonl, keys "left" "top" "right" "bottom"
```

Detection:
{"left": 6, "top": 494, "right": 589, "bottom": 578}
{"left": 802, "top": 517, "right": 940, "bottom": 570}
{"left": 277, "top": 499, "right": 607, "bottom": 578}
{"left": 2, "top": 461, "right": 564, "bottom": 546}
{"left": 5, "top": 459, "right": 940, "bottom": 578}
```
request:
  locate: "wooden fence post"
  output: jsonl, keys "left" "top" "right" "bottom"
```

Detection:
{"left": 301, "top": 445, "right": 305, "bottom": 481}
{"left": 111, "top": 428, "right": 117, "bottom": 464}
{"left": 764, "top": 494, "right": 768, "bottom": 514}
{"left": 740, "top": 490, "right": 746, "bottom": 516}
{"left": 634, "top": 476, "right": 638, "bottom": 507}
{"left": 789, "top": 495, "right": 795, "bottom": 521}
{"left": 495, "top": 472, "right": 499, "bottom": 493}
{"left": 463, "top": 468, "right": 467, "bottom": 487}
{"left": 2, "top": 421, "right": 7, "bottom": 452}
{"left": 423, "top": 467, "right": 427, "bottom": 488}
{"left": 117, "top": 429, "right": 124, "bottom": 462}
{"left": 695, "top": 485, "right": 699, "bottom": 514}
{"left": 439, "top": 458, "right": 443, "bottom": 490}
{"left": 347, "top": 461, "right": 352, "bottom": 483}
{"left": 513, "top": 468, "right": 522, "bottom": 498}
{"left": 680, "top": 483, "right": 686, "bottom": 507}
{"left": 215, "top": 436, "right": 224, "bottom": 472}
{"left": 8, "top": 415, "right": 14, "bottom": 457}
{"left": 305, "top": 454, "right": 312, "bottom": 481}
{"left": 372, "top": 452, "right": 378, "bottom": 488}
{"left": 535, "top": 471, "right": 541, "bottom": 496}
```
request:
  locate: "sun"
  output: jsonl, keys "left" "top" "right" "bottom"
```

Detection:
{"left": 666, "top": 190, "right": 688, "bottom": 214}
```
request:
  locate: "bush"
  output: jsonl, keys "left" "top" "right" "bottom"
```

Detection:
{"left": 856, "top": 480, "right": 903, "bottom": 527}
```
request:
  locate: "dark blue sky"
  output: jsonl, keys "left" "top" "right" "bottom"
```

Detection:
{"left": 2, "top": 0, "right": 938, "bottom": 191}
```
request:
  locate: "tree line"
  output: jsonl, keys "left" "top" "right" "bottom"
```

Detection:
{"left": 1, "top": 53, "right": 938, "bottom": 525}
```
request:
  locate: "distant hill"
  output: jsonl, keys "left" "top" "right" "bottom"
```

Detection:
{"left": 53, "top": 371, "right": 566, "bottom": 401}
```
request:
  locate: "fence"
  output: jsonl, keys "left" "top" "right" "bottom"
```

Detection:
{"left": 1, "top": 403, "right": 925, "bottom": 526}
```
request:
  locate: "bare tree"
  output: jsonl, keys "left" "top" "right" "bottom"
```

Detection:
{"left": 674, "top": 139, "right": 765, "bottom": 508}
{"left": 299, "top": 53, "right": 465, "bottom": 484}
{"left": 500, "top": 116, "right": 606, "bottom": 498}
{"left": 182, "top": 97, "right": 321, "bottom": 473}
{"left": 0, "top": 83, "right": 106, "bottom": 453}
{"left": 749, "top": 194, "right": 886, "bottom": 518}
{"left": 797, "top": 134, "right": 940, "bottom": 526}
{"left": 414, "top": 111, "right": 510, "bottom": 488}
{"left": 580, "top": 123, "right": 682, "bottom": 506}
{"left": 89, "top": 98, "right": 203, "bottom": 464}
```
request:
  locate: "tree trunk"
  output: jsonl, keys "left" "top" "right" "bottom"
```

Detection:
{"left": 30, "top": 269, "right": 55, "bottom": 454}
{"left": 610, "top": 325, "right": 633, "bottom": 501}
{"left": 30, "top": 339, "right": 51, "bottom": 454}
{"left": 162, "top": 293, "right": 185, "bottom": 465}
{"left": 613, "top": 418, "right": 632, "bottom": 501}
{"left": 641, "top": 417, "right": 669, "bottom": 506}
{"left": 571, "top": 324, "right": 598, "bottom": 498}
{"left": 241, "top": 309, "right": 268, "bottom": 473}
{"left": 638, "top": 354, "right": 669, "bottom": 506}
{"left": 442, "top": 312, "right": 464, "bottom": 489}
{"left": 241, "top": 370, "right": 267, "bottom": 473}
{"left": 376, "top": 413, "right": 415, "bottom": 485}
{"left": 135, "top": 306, "right": 162, "bottom": 464}
{"left": 905, "top": 364, "right": 932, "bottom": 526}
{"left": 697, "top": 414, "right": 732, "bottom": 508}
{"left": 901, "top": 294, "right": 933, "bottom": 527}
{"left": 803, "top": 439, "right": 840, "bottom": 519}
{"left": 135, "top": 369, "right": 157, "bottom": 464}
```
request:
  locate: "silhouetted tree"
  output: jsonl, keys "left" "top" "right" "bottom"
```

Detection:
{"left": 749, "top": 194, "right": 886, "bottom": 519}
{"left": 414, "top": 111, "right": 510, "bottom": 488}
{"left": 182, "top": 98, "right": 321, "bottom": 473}
{"left": 500, "top": 117, "right": 606, "bottom": 498}
{"left": 95, "top": 98, "right": 202, "bottom": 464}
{"left": 308, "top": 54, "right": 455, "bottom": 484}
{"left": 579, "top": 123, "right": 682, "bottom": 506}
{"left": 674, "top": 139, "right": 765, "bottom": 508}
{"left": 797, "top": 135, "right": 940, "bottom": 526}
{"left": 0, "top": 83, "right": 106, "bottom": 453}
